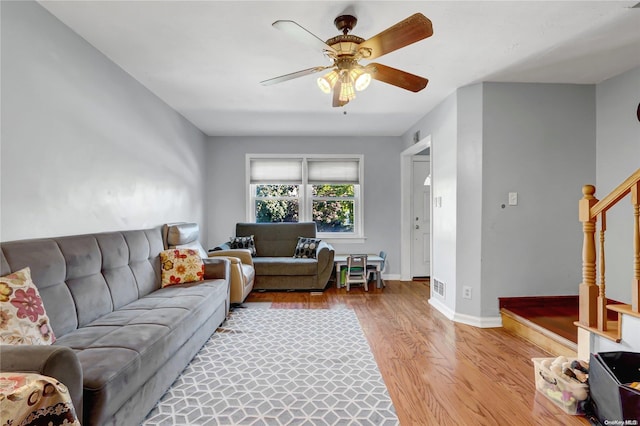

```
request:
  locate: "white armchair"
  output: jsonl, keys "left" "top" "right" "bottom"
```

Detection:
{"left": 163, "top": 223, "right": 255, "bottom": 304}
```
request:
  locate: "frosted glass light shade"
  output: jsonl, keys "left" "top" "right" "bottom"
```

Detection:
{"left": 349, "top": 69, "right": 371, "bottom": 92}
{"left": 354, "top": 72, "right": 371, "bottom": 91}
{"left": 339, "top": 81, "right": 356, "bottom": 102}
{"left": 317, "top": 70, "right": 339, "bottom": 94}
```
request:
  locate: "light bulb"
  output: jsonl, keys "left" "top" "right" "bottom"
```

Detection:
{"left": 317, "top": 70, "right": 338, "bottom": 94}
{"left": 354, "top": 72, "right": 371, "bottom": 91}
{"left": 317, "top": 77, "right": 331, "bottom": 94}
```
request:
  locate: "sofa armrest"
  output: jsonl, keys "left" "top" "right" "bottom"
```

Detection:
{"left": 203, "top": 257, "right": 231, "bottom": 315}
{"left": 0, "top": 345, "right": 84, "bottom": 420}
{"left": 202, "top": 256, "right": 230, "bottom": 281}
{"left": 209, "top": 249, "right": 254, "bottom": 267}
{"left": 316, "top": 241, "right": 335, "bottom": 288}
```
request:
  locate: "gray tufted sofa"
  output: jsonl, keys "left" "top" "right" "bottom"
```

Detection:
{"left": 212, "top": 222, "right": 335, "bottom": 291}
{"left": 0, "top": 227, "right": 230, "bottom": 425}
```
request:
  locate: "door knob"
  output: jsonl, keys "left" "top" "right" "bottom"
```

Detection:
{"left": 415, "top": 225, "right": 420, "bottom": 229}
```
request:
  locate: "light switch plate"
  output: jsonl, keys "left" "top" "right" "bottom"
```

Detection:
{"left": 508, "top": 192, "right": 518, "bottom": 206}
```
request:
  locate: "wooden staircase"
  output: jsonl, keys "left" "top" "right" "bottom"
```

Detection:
{"left": 499, "top": 295, "right": 626, "bottom": 357}
{"left": 500, "top": 296, "right": 578, "bottom": 356}
{"left": 575, "top": 168, "right": 640, "bottom": 351}
{"left": 497, "top": 170, "right": 640, "bottom": 357}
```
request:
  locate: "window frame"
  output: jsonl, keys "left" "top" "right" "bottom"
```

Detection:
{"left": 246, "top": 154, "right": 364, "bottom": 241}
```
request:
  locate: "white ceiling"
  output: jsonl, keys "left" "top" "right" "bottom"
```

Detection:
{"left": 38, "top": 1, "right": 640, "bottom": 137}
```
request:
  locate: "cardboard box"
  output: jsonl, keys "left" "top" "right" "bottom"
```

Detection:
{"left": 532, "top": 357, "right": 589, "bottom": 415}
{"left": 589, "top": 352, "right": 640, "bottom": 424}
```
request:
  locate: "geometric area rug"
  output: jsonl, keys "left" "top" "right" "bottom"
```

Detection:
{"left": 142, "top": 308, "right": 399, "bottom": 426}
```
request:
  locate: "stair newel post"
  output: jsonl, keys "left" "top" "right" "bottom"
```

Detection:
{"left": 632, "top": 182, "right": 640, "bottom": 313}
{"left": 579, "top": 185, "right": 599, "bottom": 328}
{"left": 598, "top": 212, "right": 607, "bottom": 331}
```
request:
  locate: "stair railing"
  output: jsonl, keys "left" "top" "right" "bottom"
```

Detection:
{"left": 577, "top": 168, "right": 640, "bottom": 342}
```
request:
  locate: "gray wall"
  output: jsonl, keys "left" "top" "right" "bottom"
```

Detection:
{"left": 594, "top": 67, "right": 639, "bottom": 355}
{"left": 1, "top": 1, "right": 208, "bottom": 242}
{"left": 403, "top": 82, "right": 596, "bottom": 320}
{"left": 595, "top": 66, "right": 640, "bottom": 303}
{"left": 404, "top": 93, "right": 459, "bottom": 312}
{"left": 206, "top": 136, "right": 403, "bottom": 275}
{"left": 456, "top": 84, "right": 484, "bottom": 317}
{"left": 481, "top": 83, "right": 596, "bottom": 316}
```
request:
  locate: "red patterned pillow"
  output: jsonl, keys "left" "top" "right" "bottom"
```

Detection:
{"left": 0, "top": 267, "right": 56, "bottom": 345}
{"left": 160, "top": 249, "right": 205, "bottom": 288}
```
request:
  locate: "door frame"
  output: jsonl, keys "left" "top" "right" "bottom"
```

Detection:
{"left": 400, "top": 135, "right": 431, "bottom": 281}
{"left": 411, "top": 155, "right": 430, "bottom": 278}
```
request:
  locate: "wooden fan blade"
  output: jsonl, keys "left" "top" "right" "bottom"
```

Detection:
{"left": 358, "top": 13, "right": 433, "bottom": 61}
{"left": 367, "top": 63, "right": 428, "bottom": 92}
{"left": 260, "top": 66, "right": 331, "bottom": 86}
{"left": 273, "top": 20, "right": 338, "bottom": 55}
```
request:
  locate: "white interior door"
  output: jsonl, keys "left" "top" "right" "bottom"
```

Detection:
{"left": 412, "top": 157, "right": 431, "bottom": 278}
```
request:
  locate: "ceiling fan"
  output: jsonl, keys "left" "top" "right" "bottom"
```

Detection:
{"left": 260, "top": 13, "right": 434, "bottom": 107}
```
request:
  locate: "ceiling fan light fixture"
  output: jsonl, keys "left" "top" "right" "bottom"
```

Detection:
{"left": 339, "top": 79, "right": 356, "bottom": 102}
{"left": 317, "top": 70, "right": 339, "bottom": 94}
{"left": 266, "top": 13, "right": 433, "bottom": 107}
{"left": 353, "top": 70, "right": 371, "bottom": 91}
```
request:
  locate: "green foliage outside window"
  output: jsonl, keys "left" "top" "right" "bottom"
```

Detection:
{"left": 312, "top": 184, "right": 354, "bottom": 232}
{"left": 255, "top": 184, "right": 355, "bottom": 232}
{"left": 255, "top": 185, "right": 298, "bottom": 222}
{"left": 311, "top": 185, "right": 354, "bottom": 197}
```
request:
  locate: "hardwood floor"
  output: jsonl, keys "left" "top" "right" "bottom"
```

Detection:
{"left": 245, "top": 281, "right": 590, "bottom": 425}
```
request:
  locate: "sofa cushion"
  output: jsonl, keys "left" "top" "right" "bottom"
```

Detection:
{"left": 229, "top": 235, "right": 256, "bottom": 256}
{"left": 293, "top": 237, "right": 322, "bottom": 259}
{"left": 0, "top": 267, "right": 56, "bottom": 345}
{"left": 236, "top": 222, "right": 317, "bottom": 257}
{"left": 166, "top": 223, "right": 208, "bottom": 257}
{"left": 253, "top": 257, "right": 317, "bottom": 276}
{"left": 54, "top": 278, "right": 228, "bottom": 424}
{"left": 1, "top": 239, "right": 78, "bottom": 337}
{"left": 166, "top": 222, "right": 199, "bottom": 247}
{"left": 159, "top": 249, "right": 204, "bottom": 287}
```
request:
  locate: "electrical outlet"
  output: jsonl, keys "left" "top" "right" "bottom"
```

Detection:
{"left": 463, "top": 286, "right": 472, "bottom": 299}
{"left": 508, "top": 192, "right": 518, "bottom": 206}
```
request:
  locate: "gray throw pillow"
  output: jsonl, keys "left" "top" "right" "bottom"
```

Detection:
{"left": 229, "top": 235, "right": 257, "bottom": 256}
{"left": 293, "top": 237, "right": 321, "bottom": 259}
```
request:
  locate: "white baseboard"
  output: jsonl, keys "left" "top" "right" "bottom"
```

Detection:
{"left": 428, "top": 297, "right": 502, "bottom": 328}
{"left": 382, "top": 274, "right": 400, "bottom": 281}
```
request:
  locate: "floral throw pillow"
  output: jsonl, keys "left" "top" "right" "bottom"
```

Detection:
{"left": 160, "top": 249, "right": 205, "bottom": 288}
{"left": 293, "top": 237, "right": 322, "bottom": 259}
{"left": 0, "top": 267, "right": 56, "bottom": 345}
{"left": 229, "top": 235, "right": 257, "bottom": 256}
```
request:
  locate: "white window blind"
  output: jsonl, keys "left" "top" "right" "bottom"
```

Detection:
{"left": 307, "top": 159, "right": 360, "bottom": 184}
{"left": 250, "top": 159, "right": 303, "bottom": 184}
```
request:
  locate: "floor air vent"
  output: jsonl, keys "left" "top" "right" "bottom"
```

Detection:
{"left": 432, "top": 278, "right": 445, "bottom": 297}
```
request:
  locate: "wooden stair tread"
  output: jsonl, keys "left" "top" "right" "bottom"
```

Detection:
{"left": 574, "top": 320, "right": 621, "bottom": 343}
{"left": 607, "top": 303, "right": 640, "bottom": 318}
{"left": 501, "top": 308, "right": 577, "bottom": 357}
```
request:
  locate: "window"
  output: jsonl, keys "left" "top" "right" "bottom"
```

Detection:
{"left": 248, "top": 155, "right": 363, "bottom": 238}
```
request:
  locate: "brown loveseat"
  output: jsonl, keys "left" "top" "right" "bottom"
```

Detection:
{"left": 0, "top": 227, "right": 230, "bottom": 425}
{"left": 212, "top": 222, "right": 335, "bottom": 291}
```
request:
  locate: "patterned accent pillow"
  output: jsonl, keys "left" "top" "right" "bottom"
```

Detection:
{"left": 229, "top": 235, "right": 257, "bottom": 256}
{"left": 293, "top": 237, "right": 322, "bottom": 259}
{"left": 160, "top": 249, "right": 205, "bottom": 288}
{"left": 0, "top": 267, "right": 56, "bottom": 345}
